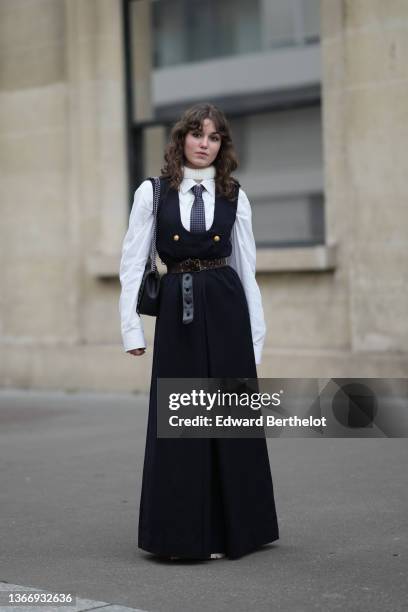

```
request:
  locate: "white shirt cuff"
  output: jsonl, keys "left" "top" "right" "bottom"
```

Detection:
{"left": 122, "top": 328, "right": 146, "bottom": 352}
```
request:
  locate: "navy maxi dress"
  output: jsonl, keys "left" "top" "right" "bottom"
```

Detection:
{"left": 138, "top": 177, "right": 279, "bottom": 559}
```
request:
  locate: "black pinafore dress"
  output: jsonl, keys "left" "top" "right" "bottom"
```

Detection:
{"left": 138, "top": 177, "right": 279, "bottom": 559}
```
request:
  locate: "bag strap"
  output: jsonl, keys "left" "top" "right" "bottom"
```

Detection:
{"left": 147, "top": 177, "right": 161, "bottom": 272}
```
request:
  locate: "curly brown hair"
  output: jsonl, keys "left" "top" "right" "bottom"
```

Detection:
{"left": 160, "top": 102, "right": 239, "bottom": 200}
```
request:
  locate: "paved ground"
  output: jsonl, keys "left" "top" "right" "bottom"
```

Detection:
{"left": 0, "top": 581, "right": 146, "bottom": 612}
{"left": 0, "top": 388, "right": 407, "bottom": 612}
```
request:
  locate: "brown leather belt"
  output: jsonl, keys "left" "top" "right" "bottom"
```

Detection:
{"left": 166, "top": 258, "right": 228, "bottom": 324}
{"left": 166, "top": 257, "right": 227, "bottom": 274}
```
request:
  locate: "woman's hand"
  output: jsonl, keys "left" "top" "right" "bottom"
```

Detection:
{"left": 127, "top": 348, "right": 146, "bottom": 356}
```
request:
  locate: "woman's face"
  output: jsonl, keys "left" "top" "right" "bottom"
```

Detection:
{"left": 183, "top": 118, "right": 221, "bottom": 169}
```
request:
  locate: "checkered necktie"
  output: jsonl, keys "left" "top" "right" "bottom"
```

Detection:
{"left": 190, "top": 183, "right": 206, "bottom": 232}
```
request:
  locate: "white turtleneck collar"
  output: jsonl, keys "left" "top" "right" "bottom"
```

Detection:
{"left": 182, "top": 164, "right": 215, "bottom": 181}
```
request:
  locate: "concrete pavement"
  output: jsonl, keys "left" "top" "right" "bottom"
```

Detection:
{"left": 0, "top": 388, "right": 407, "bottom": 612}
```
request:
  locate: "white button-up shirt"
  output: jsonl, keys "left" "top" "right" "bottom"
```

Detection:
{"left": 119, "top": 177, "right": 266, "bottom": 364}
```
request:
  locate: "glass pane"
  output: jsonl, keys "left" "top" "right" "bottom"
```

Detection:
{"left": 150, "top": 0, "right": 320, "bottom": 68}
{"left": 260, "top": 2, "right": 295, "bottom": 48}
{"left": 251, "top": 194, "right": 325, "bottom": 247}
{"left": 152, "top": 0, "right": 264, "bottom": 67}
{"left": 153, "top": 1, "right": 186, "bottom": 67}
{"left": 234, "top": 106, "right": 325, "bottom": 246}
{"left": 302, "top": 0, "right": 321, "bottom": 43}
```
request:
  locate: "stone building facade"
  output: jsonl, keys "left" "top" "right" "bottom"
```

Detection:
{"left": 0, "top": 0, "right": 406, "bottom": 392}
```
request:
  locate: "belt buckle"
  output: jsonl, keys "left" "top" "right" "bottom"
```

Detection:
{"left": 185, "top": 257, "right": 201, "bottom": 272}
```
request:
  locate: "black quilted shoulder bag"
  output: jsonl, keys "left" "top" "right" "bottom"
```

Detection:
{"left": 136, "top": 177, "right": 161, "bottom": 316}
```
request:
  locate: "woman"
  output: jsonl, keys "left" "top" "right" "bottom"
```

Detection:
{"left": 119, "top": 102, "right": 279, "bottom": 560}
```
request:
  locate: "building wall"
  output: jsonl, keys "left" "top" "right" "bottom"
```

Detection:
{"left": 0, "top": 0, "right": 406, "bottom": 393}
{"left": 319, "top": 0, "right": 408, "bottom": 362}
{"left": 1, "top": 0, "right": 151, "bottom": 391}
{"left": 0, "top": 0, "right": 78, "bottom": 382}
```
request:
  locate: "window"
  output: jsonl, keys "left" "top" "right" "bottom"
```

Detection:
{"left": 124, "top": 0, "right": 324, "bottom": 248}
{"left": 151, "top": 0, "right": 320, "bottom": 68}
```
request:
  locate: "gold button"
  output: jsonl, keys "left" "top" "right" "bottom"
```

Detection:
{"left": 173, "top": 234, "right": 180, "bottom": 241}
{"left": 213, "top": 235, "right": 220, "bottom": 242}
